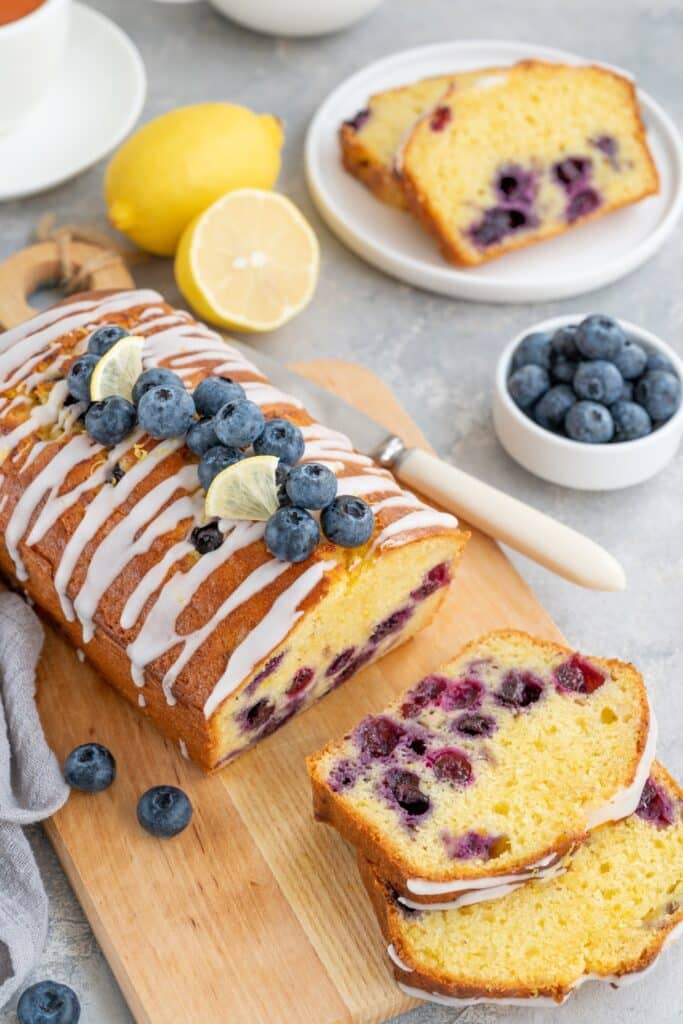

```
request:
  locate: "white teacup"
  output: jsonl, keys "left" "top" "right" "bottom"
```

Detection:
{"left": 0, "top": 0, "right": 71, "bottom": 135}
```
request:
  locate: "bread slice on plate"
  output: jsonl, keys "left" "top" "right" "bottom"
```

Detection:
{"left": 400, "top": 60, "right": 659, "bottom": 266}
{"left": 360, "top": 762, "right": 683, "bottom": 1006}
{"left": 308, "top": 630, "right": 655, "bottom": 907}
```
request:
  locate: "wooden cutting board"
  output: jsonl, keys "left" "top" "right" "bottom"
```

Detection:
{"left": 32, "top": 359, "right": 563, "bottom": 1024}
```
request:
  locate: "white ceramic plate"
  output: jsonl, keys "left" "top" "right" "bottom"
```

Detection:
{"left": 305, "top": 40, "right": 683, "bottom": 303}
{"left": 0, "top": 3, "right": 146, "bottom": 202}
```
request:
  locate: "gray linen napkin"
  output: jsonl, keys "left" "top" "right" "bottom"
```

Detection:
{"left": 0, "top": 592, "right": 69, "bottom": 1010}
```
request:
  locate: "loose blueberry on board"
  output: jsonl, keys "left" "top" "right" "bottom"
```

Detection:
{"left": 85, "top": 396, "right": 136, "bottom": 446}
{"left": 508, "top": 364, "right": 550, "bottom": 410}
{"left": 551, "top": 324, "right": 580, "bottom": 360}
{"left": 138, "top": 385, "right": 196, "bottom": 439}
{"left": 614, "top": 339, "right": 647, "bottom": 381}
{"left": 565, "top": 400, "right": 614, "bottom": 444}
{"left": 194, "top": 376, "right": 246, "bottom": 417}
{"left": 253, "top": 418, "right": 305, "bottom": 464}
{"left": 17, "top": 980, "right": 80, "bottom": 1024}
{"left": 87, "top": 324, "right": 128, "bottom": 357}
{"left": 214, "top": 398, "right": 265, "bottom": 448}
{"left": 67, "top": 354, "right": 99, "bottom": 403}
{"left": 132, "top": 366, "right": 185, "bottom": 405}
{"left": 186, "top": 417, "right": 220, "bottom": 456}
{"left": 285, "top": 462, "right": 338, "bottom": 510}
{"left": 190, "top": 521, "right": 224, "bottom": 554}
{"left": 198, "top": 445, "right": 243, "bottom": 491}
{"left": 635, "top": 370, "right": 681, "bottom": 422}
{"left": 533, "top": 385, "right": 576, "bottom": 432}
{"left": 321, "top": 495, "right": 375, "bottom": 548}
{"left": 573, "top": 360, "right": 624, "bottom": 405}
{"left": 265, "top": 506, "right": 320, "bottom": 563}
{"left": 575, "top": 314, "right": 625, "bottom": 361}
{"left": 63, "top": 743, "right": 116, "bottom": 792}
{"left": 137, "top": 785, "right": 192, "bottom": 838}
{"left": 611, "top": 400, "right": 652, "bottom": 442}
{"left": 510, "top": 331, "right": 552, "bottom": 372}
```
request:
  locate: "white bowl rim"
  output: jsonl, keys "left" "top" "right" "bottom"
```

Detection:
{"left": 496, "top": 314, "right": 683, "bottom": 454}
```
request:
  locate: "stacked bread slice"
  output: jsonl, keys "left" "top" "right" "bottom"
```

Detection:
{"left": 308, "top": 631, "right": 683, "bottom": 1006}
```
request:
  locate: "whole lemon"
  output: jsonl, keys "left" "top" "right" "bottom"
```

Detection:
{"left": 105, "top": 103, "right": 283, "bottom": 256}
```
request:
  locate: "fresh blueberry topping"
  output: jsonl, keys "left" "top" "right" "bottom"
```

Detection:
{"left": 85, "top": 396, "right": 136, "bottom": 446}
{"left": 17, "top": 980, "right": 80, "bottom": 1024}
{"left": 553, "top": 655, "right": 606, "bottom": 694}
{"left": 265, "top": 506, "right": 320, "bottom": 562}
{"left": 401, "top": 675, "right": 449, "bottom": 718}
{"left": 611, "top": 400, "right": 652, "bottom": 442}
{"left": 326, "top": 647, "right": 356, "bottom": 678}
{"left": 573, "top": 360, "right": 624, "bottom": 405}
{"left": 471, "top": 206, "right": 529, "bottom": 247}
{"left": 357, "top": 716, "right": 405, "bottom": 758}
{"left": 386, "top": 769, "right": 430, "bottom": 816}
{"left": 194, "top": 376, "right": 246, "bottom": 417}
{"left": 635, "top": 370, "right": 681, "bottom": 422}
{"left": 441, "top": 678, "right": 484, "bottom": 711}
{"left": 496, "top": 669, "right": 543, "bottom": 708}
{"left": 636, "top": 777, "right": 675, "bottom": 827}
{"left": 551, "top": 354, "right": 578, "bottom": 384}
{"left": 565, "top": 401, "right": 614, "bottom": 443}
{"left": 186, "top": 417, "right": 220, "bottom": 456}
{"left": 443, "top": 830, "right": 501, "bottom": 860}
{"left": 132, "top": 367, "right": 185, "bottom": 405}
{"left": 511, "top": 331, "right": 552, "bottom": 372}
{"left": 87, "top": 325, "right": 128, "bottom": 357}
{"left": 576, "top": 316, "right": 625, "bottom": 361}
{"left": 566, "top": 187, "right": 601, "bottom": 222}
{"left": 410, "top": 562, "right": 451, "bottom": 601}
{"left": 553, "top": 156, "right": 591, "bottom": 189}
{"left": 551, "top": 324, "right": 580, "bottom": 360}
{"left": 453, "top": 712, "right": 497, "bottom": 737}
{"left": 614, "top": 339, "right": 647, "bottom": 380}
{"left": 138, "top": 384, "right": 196, "bottom": 439}
{"left": 198, "top": 445, "right": 244, "bottom": 490}
{"left": 429, "top": 106, "right": 452, "bottom": 131}
{"left": 508, "top": 364, "right": 550, "bottom": 410}
{"left": 67, "top": 354, "right": 98, "bottom": 403}
{"left": 110, "top": 462, "right": 125, "bottom": 485}
{"left": 370, "top": 606, "right": 413, "bottom": 645}
{"left": 429, "top": 748, "right": 473, "bottom": 786}
{"left": 214, "top": 398, "right": 265, "bottom": 448}
{"left": 254, "top": 418, "right": 306, "bottom": 464}
{"left": 137, "top": 785, "right": 192, "bottom": 838}
{"left": 190, "top": 521, "right": 224, "bottom": 554}
{"left": 533, "top": 384, "right": 576, "bottom": 432}
{"left": 344, "top": 108, "right": 370, "bottom": 131}
{"left": 321, "top": 495, "right": 374, "bottom": 547}
{"left": 286, "top": 666, "right": 315, "bottom": 697}
{"left": 285, "top": 462, "right": 338, "bottom": 509}
{"left": 63, "top": 743, "right": 115, "bottom": 792}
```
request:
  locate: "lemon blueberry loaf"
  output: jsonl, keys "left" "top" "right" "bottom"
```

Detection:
{"left": 0, "top": 290, "right": 467, "bottom": 771}
{"left": 401, "top": 61, "right": 659, "bottom": 266}
{"left": 360, "top": 762, "right": 683, "bottom": 1006}
{"left": 308, "top": 631, "right": 655, "bottom": 906}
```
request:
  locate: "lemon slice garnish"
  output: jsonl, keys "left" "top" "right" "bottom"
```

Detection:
{"left": 205, "top": 455, "right": 280, "bottom": 521}
{"left": 90, "top": 335, "right": 145, "bottom": 403}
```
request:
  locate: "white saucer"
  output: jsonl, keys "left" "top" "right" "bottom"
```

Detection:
{"left": 0, "top": 3, "right": 146, "bottom": 202}
{"left": 305, "top": 40, "right": 683, "bottom": 303}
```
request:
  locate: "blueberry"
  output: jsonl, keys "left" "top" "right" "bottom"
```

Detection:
{"left": 214, "top": 398, "right": 265, "bottom": 448}
{"left": 321, "top": 495, "right": 375, "bottom": 547}
{"left": 614, "top": 339, "right": 647, "bottom": 380}
{"left": 611, "top": 401, "right": 652, "bottom": 442}
{"left": 551, "top": 324, "right": 580, "bottom": 360}
{"left": 67, "top": 354, "right": 98, "bottom": 403}
{"left": 553, "top": 156, "right": 591, "bottom": 189}
{"left": 132, "top": 367, "right": 185, "bottom": 405}
{"left": 453, "top": 712, "right": 497, "bottom": 737}
{"left": 511, "top": 331, "right": 552, "bottom": 372}
{"left": 63, "top": 743, "right": 115, "bottom": 792}
{"left": 194, "top": 376, "right": 246, "bottom": 417}
{"left": 573, "top": 360, "right": 623, "bottom": 405}
{"left": 618, "top": 380, "right": 634, "bottom": 402}
{"left": 253, "top": 418, "right": 305, "bottom": 464}
{"left": 265, "top": 506, "right": 320, "bottom": 563}
{"left": 565, "top": 401, "right": 614, "bottom": 443}
{"left": 87, "top": 325, "right": 128, "bottom": 357}
{"left": 635, "top": 370, "right": 681, "bottom": 422}
{"left": 507, "top": 364, "right": 550, "bottom": 409}
{"left": 186, "top": 417, "right": 219, "bottom": 456}
{"left": 496, "top": 670, "right": 543, "bottom": 708}
{"left": 646, "top": 350, "right": 675, "bottom": 374}
{"left": 387, "top": 768, "right": 430, "bottom": 816}
{"left": 198, "top": 445, "right": 243, "bottom": 490}
{"left": 190, "top": 521, "right": 224, "bottom": 554}
{"left": 566, "top": 188, "right": 601, "bottom": 222}
{"left": 85, "top": 396, "right": 136, "bottom": 446}
{"left": 551, "top": 355, "right": 578, "bottom": 384}
{"left": 533, "top": 384, "right": 576, "bottom": 431}
{"left": 138, "top": 385, "right": 196, "bottom": 439}
{"left": 471, "top": 206, "right": 528, "bottom": 247}
{"left": 431, "top": 749, "right": 473, "bottom": 785}
{"left": 356, "top": 716, "right": 404, "bottom": 758}
{"left": 137, "top": 785, "right": 192, "bottom": 838}
{"left": 17, "top": 980, "right": 80, "bottom": 1024}
{"left": 285, "top": 463, "right": 338, "bottom": 510}
{"left": 575, "top": 315, "right": 625, "bottom": 360}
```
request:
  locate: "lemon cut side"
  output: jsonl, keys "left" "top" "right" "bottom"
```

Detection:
{"left": 205, "top": 455, "right": 281, "bottom": 522}
{"left": 175, "top": 188, "right": 320, "bottom": 332}
{"left": 90, "top": 335, "right": 144, "bottom": 403}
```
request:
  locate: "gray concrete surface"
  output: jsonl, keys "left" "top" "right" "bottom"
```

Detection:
{"left": 1, "top": 0, "right": 682, "bottom": 1021}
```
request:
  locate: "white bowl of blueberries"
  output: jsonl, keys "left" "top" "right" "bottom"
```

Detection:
{"left": 494, "top": 314, "right": 683, "bottom": 490}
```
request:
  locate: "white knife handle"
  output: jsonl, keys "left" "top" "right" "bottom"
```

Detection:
{"left": 395, "top": 448, "right": 625, "bottom": 592}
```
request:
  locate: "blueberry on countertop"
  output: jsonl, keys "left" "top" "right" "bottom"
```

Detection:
{"left": 64, "top": 743, "right": 116, "bottom": 792}
{"left": 85, "top": 396, "right": 136, "bottom": 446}
{"left": 635, "top": 370, "right": 681, "bottom": 422}
{"left": 573, "top": 360, "right": 623, "bottom": 405}
{"left": 253, "top": 418, "right": 305, "bottom": 464}
{"left": 214, "top": 398, "right": 265, "bottom": 448}
{"left": 17, "top": 980, "right": 80, "bottom": 1024}
{"left": 198, "top": 445, "right": 243, "bottom": 491}
{"left": 508, "top": 364, "right": 550, "bottom": 409}
{"left": 138, "top": 385, "right": 196, "bottom": 439}
{"left": 611, "top": 400, "right": 652, "bottom": 442}
{"left": 614, "top": 339, "right": 647, "bottom": 381}
{"left": 575, "top": 314, "right": 625, "bottom": 361}
{"left": 265, "top": 506, "right": 320, "bottom": 562}
{"left": 186, "top": 417, "right": 220, "bottom": 456}
{"left": 533, "top": 384, "right": 576, "bottom": 431}
{"left": 565, "top": 401, "right": 614, "bottom": 444}
{"left": 321, "top": 495, "right": 375, "bottom": 548}
{"left": 285, "top": 462, "right": 338, "bottom": 510}
{"left": 87, "top": 325, "right": 128, "bottom": 357}
{"left": 194, "top": 376, "right": 246, "bottom": 417}
{"left": 137, "top": 785, "right": 192, "bottom": 838}
{"left": 510, "top": 331, "right": 552, "bottom": 372}
{"left": 132, "top": 367, "right": 185, "bottom": 405}
{"left": 67, "top": 354, "right": 98, "bottom": 403}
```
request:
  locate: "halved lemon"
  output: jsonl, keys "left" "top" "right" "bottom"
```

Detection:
{"left": 90, "top": 335, "right": 145, "bottom": 402}
{"left": 175, "top": 188, "right": 320, "bottom": 332}
{"left": 205, "top": 455, "right": 280, "bottom": 521}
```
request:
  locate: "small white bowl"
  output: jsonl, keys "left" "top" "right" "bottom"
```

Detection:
{"left": 493, "top": 315, "right": 683, "bottom": 490}
{"left": 206, "top": 0, "right": 384, "bottom": 37}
